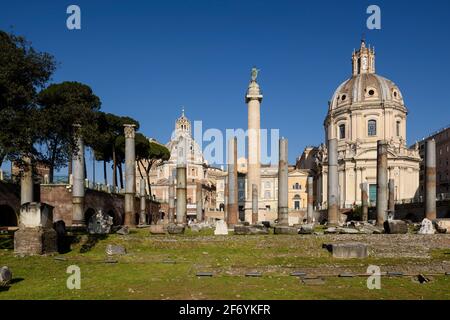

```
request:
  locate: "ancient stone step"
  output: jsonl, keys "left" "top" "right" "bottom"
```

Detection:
{"left": 329, "top": 243, "right": 368, "bottom": 259}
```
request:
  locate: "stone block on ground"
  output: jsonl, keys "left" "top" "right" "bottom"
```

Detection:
{"left": 338, "top": 227, "right": 360, "bottom": 234}
{"left": 384, "top": 220, "right": 408, "bottom": 234}
{"left": 356, "top": 222, "right": 383, "bottom": 234}
{"left": 234, "top": 225, "right": 269, "bottom": 235}
{"left": 214, "top": 220, "right": 228, "bottom": 235}
{"left": 116, "top": 226, "right": 129, "bottom": 235}
{"left": 433, "top": 219, "right": 450, "bottom": 234}
{"left": 106, "top": 244, "right": 126, "bottom": 255}
{"left": 167, "top": 224, "right": 185, "bottom": 234}
{"left": 274, "top": 226, "right": 299, "bottom": 235}
{"left": 149, "top": 224, "right": 166, "bottom": 235}
{"left": 329, "top": 242, "right": 368, "bottom": 259}
{"left": 418, "top": 218, "right": 435, "bottom": 235}
{"left": 299, "top": 224, "right": 314, "bottom": 234}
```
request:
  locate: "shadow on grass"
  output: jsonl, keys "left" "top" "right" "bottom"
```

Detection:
{"left": 0, "top": 278, "right": 23, "bottom": 292}
{"left": 79, "top": 234, "right": 108, "bottom": 253}
{"left": 0, "top": 234, "right": 13, "bottom": 250}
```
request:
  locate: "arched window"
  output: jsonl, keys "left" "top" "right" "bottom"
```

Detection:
{"left": 339, "top": 124, "right": 346, "bottom": 139}
{"left": 396, "top": 121, "right": 401, "bottom": 137}
{"left": 368, "top": 120, "right": 377, "bottom": 136}
{"left": 293, "top": 183, "right": 301, "bottom": 190}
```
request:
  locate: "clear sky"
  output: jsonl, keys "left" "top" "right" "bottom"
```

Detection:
{"left": 1, "top": 0, "right": 449, "bottom": 179}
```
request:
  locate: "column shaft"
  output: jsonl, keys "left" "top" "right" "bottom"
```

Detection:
{"left": 376, "top": 140, "right": 388, "bottom": 226}
{"left": 196, "top": 182, "right": 203, "bottom": 222}
{"left": 227, "top": 137, "right": 239, "bottom": 225}
{"left": 307, "top": 176, "right": 314, "bottom": 223}
{"left": 139, "top": 178, "right": 146, "bottom": 225}
{"left": 277, "top": 138, "right": 289, "bottom": 225}
{"left": 20, "top": 156, "right": 34, "bottom": 205}
{"left": 124, "top": 125, "right": 136, "bottom": 226}
{"left": 252, "top": 184, "right": 258, "bottom": 224}
{"left": 327, "top": 138, "right": 339, "bottom": 225}
{"left": 361, "top": 182, "right": 368, "bottom": 222}
{"left": 425, "top": 139, "right": 436, "bottom": 220}
{"left": 72, "top": 128, "right": 85, "bottom": 225}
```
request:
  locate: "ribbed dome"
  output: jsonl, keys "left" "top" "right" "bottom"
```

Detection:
{"left": 330, "top": 73, "right": 404, "bottom": 110}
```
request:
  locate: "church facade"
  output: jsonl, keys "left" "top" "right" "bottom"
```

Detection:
{"left": 314, "top": 40, "right": 421, "bottom": 209}
{"left": 137, "top": 110, "right": 217, "bottom": 219}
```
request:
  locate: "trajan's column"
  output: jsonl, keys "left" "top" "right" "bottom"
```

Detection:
{"left": 245, "top": 67, "right": 263, "bottom": 223}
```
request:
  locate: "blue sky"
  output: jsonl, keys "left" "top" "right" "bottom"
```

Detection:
{"left": 1, "top": 0, "right": 449, "bottom": 179}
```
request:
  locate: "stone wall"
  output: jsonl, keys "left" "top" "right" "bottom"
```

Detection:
{"left": 39, "top": 184, "right": 160, "bottom": 226}
{"left": 394, "top": 200, "right": 450, "bottom": 222}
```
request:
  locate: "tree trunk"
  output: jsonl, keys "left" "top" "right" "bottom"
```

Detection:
{"left": 112, "top": 145, "right": 117, "bottom": 189}
{"left": 49, "top": 164, "right": 54, "bottom": 183}
{"left": 118, "top": 163, "right": 124, "bottom": 189}
{"left": 68, "top": 152, "right": 72, "bottom": 176}
{"left": 83, "top": 154, "right": 87, "bottom": 181}
{"left": 103, "top": 160, "right": 108, "bottom": 185}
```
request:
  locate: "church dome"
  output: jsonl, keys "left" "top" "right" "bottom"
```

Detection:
{"left": 329, "top": 40, "right": 405, "bottom": 111}
{"left": 330, "top": 73, "right": 404, "bottom": 110}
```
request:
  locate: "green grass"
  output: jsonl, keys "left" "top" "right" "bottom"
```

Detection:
{"left": 0, "top": 229, "right": 449, "bottom": 300}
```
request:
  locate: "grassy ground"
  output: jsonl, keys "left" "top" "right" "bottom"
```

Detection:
{"left": 0, "top": 228, "right": 449, "bottom": 300}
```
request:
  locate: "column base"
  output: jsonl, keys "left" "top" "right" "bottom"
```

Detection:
{"left": 14, "top": 227, "right": 57, "bottom": 256}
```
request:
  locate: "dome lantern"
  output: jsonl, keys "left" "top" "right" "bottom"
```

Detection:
{"left": 352, "top": 39, "right": 376, "bottom": 75}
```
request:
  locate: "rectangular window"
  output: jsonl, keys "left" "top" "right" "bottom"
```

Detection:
{"left": 396, "top": 121, "right": 400, "bottom": 137}
{"left": 369, "top": 184, "right": 377, "bottom": 205}
{"left": 294, "top": 201, "right": 300, "bottom": 210}
{"left": 368, "top": 120, "right": 377, "bottom": 136}
{"left": 339, "top": 124, "right": 345, "bottom": 139}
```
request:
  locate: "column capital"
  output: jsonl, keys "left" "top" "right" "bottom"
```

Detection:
{"left": 124, "top": 124, "right": 136, "bottom": 139}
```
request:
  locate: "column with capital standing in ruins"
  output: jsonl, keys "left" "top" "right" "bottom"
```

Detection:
{"left": 124, "top": 124, "right": 136, "bottom": 226}
{"left": 245, "top": 67, "right": 263, "bottom": 223}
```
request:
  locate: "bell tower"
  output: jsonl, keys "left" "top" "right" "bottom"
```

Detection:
{"left": 352, "top": 39, "right": 376, "bottom": 75}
